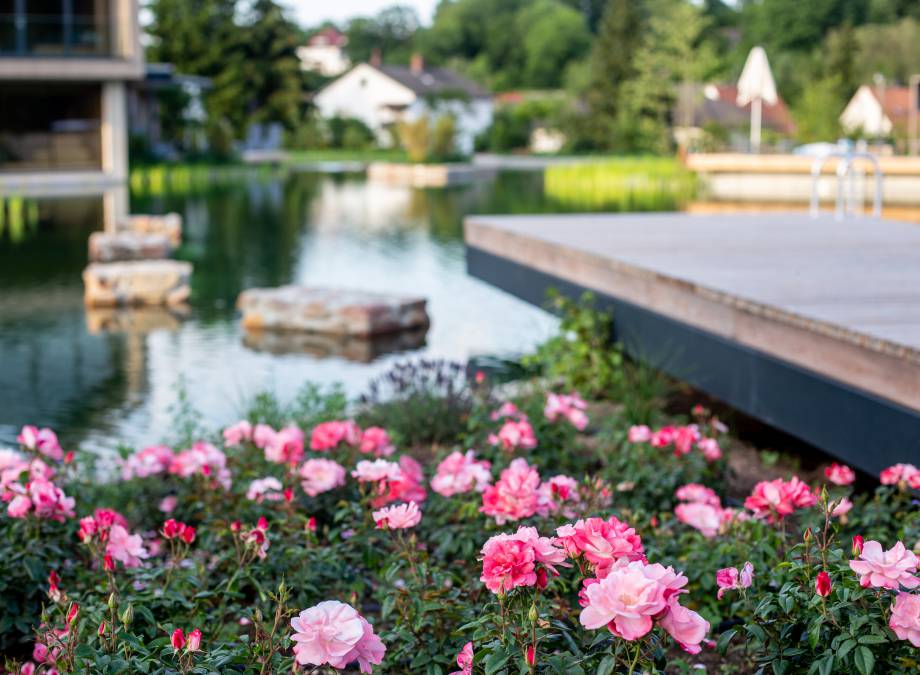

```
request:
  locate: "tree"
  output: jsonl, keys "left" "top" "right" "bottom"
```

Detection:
{"left": 345, "top": 5, "right": 420, "bottom": 64}
{"left": 793, "top": 76, "right": 844, "bottom": 143}
{"left": 516, "top": 0, "right": 591, "bottom": 88}
{"left": 618, "top": 0, "right": 713, "bottom": 153}
{"left": 581, "top": 0, "right": 647, "bottom": 150}
{"left": 239, "top": 0, "right": 303, "bottom": 130}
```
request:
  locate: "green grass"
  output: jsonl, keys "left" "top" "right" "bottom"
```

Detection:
{"left": 129, "top": 163, "right": 285, "bottom": 197}
{"left": 285, "top": 148, "right": 409, "bottom": 164}
{"left": 543, "top": 156, "right": 697, "bottom": 211}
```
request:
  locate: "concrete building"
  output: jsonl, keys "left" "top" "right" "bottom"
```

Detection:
{"left": 0, "top": 0, "right": 143, "bottom": 208}
{"left": 313, "top": 55, "right": 493, "bottom": 156}
{"left": 297, "top": 27, "right": 350, "bottom": 78}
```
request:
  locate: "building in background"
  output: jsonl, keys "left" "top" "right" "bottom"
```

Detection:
{"left": 674, "top": 83, "right": 795, "bottom": 152}
{"left": 313, "top": 54, "right": 493, "bottom": 156}
{"left": 297, "top": 27, "right": 350, "bottom": 78}
{"left": 840, "top": 84, "right": 911, "bottom": 148}
{"left": 0, "top": 0, "right": 142, "bottom": 219}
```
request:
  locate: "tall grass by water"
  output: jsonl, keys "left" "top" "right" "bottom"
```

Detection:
{"left": 543, "top": 157, "right": 697, "bottom": 211}
{"left": 0, "top": 196, "right": 40, "bottom": 243}
{"left": 130, "top": 163, "right": 286, "bottom": 197}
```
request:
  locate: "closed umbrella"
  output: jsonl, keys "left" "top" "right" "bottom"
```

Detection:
{"left": 736, "top": 46, "right": 778, "bottom": 154}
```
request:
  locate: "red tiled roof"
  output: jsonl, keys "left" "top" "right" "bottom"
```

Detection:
{"left": 709, "top": 84, "right": 796, "bottom": 135}
{"left": 309, "top": 28, "right": 347, "bottom": 47}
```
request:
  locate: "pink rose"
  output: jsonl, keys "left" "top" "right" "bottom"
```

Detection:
{"left": 222, "top": 421, "right": 252, "bottom": 447}
{"left": 373, "top": 501, "right": 422, "bottom": 529}
{"left": 121, "top": 445, "right": 175, "bottom": 480}
{"left": 489, "top": 419, "right": 537, "bottom": 453}
{"left": 480, "top": 526, "right": 564, "bottom": 594}
{"left": 889, "top": 591, "right": 920, "bottom": 647}
{"left": 449, "top": 642, "right": 474, "bottom": 675}
{"left": 831, "top": 497, "right": 853, "bottom": 518}
{"left": 252, "top": 424, "right": 277, "bottom": 449}
{"left": 849, "top": 540, "right": 919, "bottom": 590}
{"left": 106, "top": 524, "right": 149, "bottom": 568}
{"left": 675, "top": 502, "right": 725, "bottom": 538}
{"left": 7, "top": 494, "right": 32, "bottom": 518}
{"left": 544, "top": 393, "right": 589, "bottom": 431}
{"left": 431, "top": 450, "right": 491, "bottom": 497}
{"left": 359, "top": 427, "right": 395, "bottom": 457}
{"left": 246, "top": 477, "right": 285, "bottom": 502}
{"left": 329, "top": 615, "right": 386, "bottom": 673}
{"left": 290, "top": 601, "right": 364, "bottom": 667}
{"left": 352, "top": 459, "right": 401, "bottom": 483}
{"left": 480, "top": 458, "right": 541, "bottom": 525}
{"left": 744, "top": 476, "right": 816, "bottom": 523}
{"left": 299, "top": 459, "right": 346, "bottom": 497}
{"left": 18, "top": 425, "right": 63, "bottom": 461}
{"left": 536, "top": 474, "right": 581, "bottom": 517}
{"left": 697, "top": 438, "right": 722, "bottom": 461}
{"left": 627, "top": 425, "right": 651, "bottom": 443}
{"left": 880, "top": 463, "right": 918, "bottom": 487}
{"left": 310, "top": 420, "right": 361, "bottom": 452}
{"left": 264, "top": 426, "right": 304, "bottom": 465}
{"left": 579, "top": 560, "right": 669, "bottom": 639}
{"left": 825, "top": 463, "right": 855, "bottom": 486}
{"left": 490, "top": 402, "right": 524, "bottom": 421}
{"left": 658, "top": 598, "right": 710, "bottom": 654}
{"left": 674, "top": 483, "right": 720, "bottom": 506}
{"left": 555, "top": 516, "right": 644, "bottom": 577}
{"left": 717, "top": 562, "right": 754, "bottom": 599}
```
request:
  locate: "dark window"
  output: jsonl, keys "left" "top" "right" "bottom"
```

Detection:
{"left": 0, "top": 0, "right": 112, "bottom": 56}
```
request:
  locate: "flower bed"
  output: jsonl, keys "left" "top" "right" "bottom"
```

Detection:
{"left": 1, "top": 365, "right": 918, "bottom": 674}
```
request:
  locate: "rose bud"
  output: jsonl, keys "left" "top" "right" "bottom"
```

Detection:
{"left": 187, "top": 628, "right": 202, "bottom": 652}
{"left": 256, "top": 516, "right": 269, "bottom": 531}
{"left": 103, "top": 554, "right": 115, "bottom": 572}
{"left": 66, "top": 602, "right": 79, "bottom": 625}
{"left": 526, "top": 644, "right": 536, "bottom": 667}
{"left": 815, "top": 571, "right": 832, "bottom": 597}
{"left": 98, "top": 621, "right": 106, "bottom": 636}
{"left": 181, "top": 526, "right": 196, "bottom": 544}
{"left": 171, "top": 628, "right": 185, "bottom": 651}
{"left": 120, "top": 604, "right": 134, "bottom": 626}
{"left": 307, "top": 516, "right": 317, "bottom": 533}
{"left": 230, "top": 520, "right": 242, "bottom": 533}
{"left": 852, "top": 534, "right": 864, "bottom": 556}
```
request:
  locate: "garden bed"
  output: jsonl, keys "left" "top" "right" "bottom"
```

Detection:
{"left": 1, "top": 301, "right": 918, "bottom": 674}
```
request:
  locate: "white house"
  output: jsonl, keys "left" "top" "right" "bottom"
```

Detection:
{"left": 840, "top": 84, "right": 911, "bottom": 138}
{"left": 297, "top": 28, "right": 350, "bottom": 78}
{"left": 313, "top": 55, "right": 493, "bottom": 156}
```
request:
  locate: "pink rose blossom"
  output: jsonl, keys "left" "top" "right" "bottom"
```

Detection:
{"left": 880, "top": 463, "right": 918, "bottom": 487}
{"left": 650, "top": 425, "right": 677, "bottom": 448}
{"left": 672, "top": 425, "right": 701, "bottom": 456}
{"left": 379, "top": 456, "right": 427, "bottom": 506}
{"left": 490, "top": 402, "right": 525, "bottom": 421}
{"left": 555, "top": 516, "right": 644, "bottom": 577}
{"left": 252, "top": 424, "right": 276, "bottom": 449}
{"left": 158, "top": 495, "right": 178, "bottom": 513}
{"left": 121, "top": 445, "right": 175, "bottom": 480}
{"left": 291, "top": 601, "right": 382, "bottom": 671}
{"left": 825, "top": 463, "right": 856, "bottom": 486}
{"left": 299, "top": 459, "right": 347, "bottom": 497}
{"left": 889, "top": 592, "right": 920, "bottom": 647}
{"left": 480, "top": 458, "right": 541, "bottom": 525}
{"left": 246, "top": 477, "right": 285, "bottom": 502}
{"left": 352, "top": 459, "right": 401, "bottom": 483}
{"left": 488, "top": 419, "right": 537, "bottom": 453}
{"left": 373, "top": 501, "right": 422, "bottom": 529}
{"left": 263, "top": 426, "right": 304, "bottom": 465}
{"left": 716, "top": 562, "right": 754, "bottom": 599}
{"left": 579, "top": 560, "right": 669, "bottom": 639}
{"left": 831, "top": 497, "right": 853, "bottom": 518}
{"left": 480, "top": 526, "right": 565, "bottom": 594}
{"left": 697, "top": 438, "right": 722, "bottom": 461}
{"left": 675, "top": 502, "right": 726, "bottom": 538}
{"left": 106, "top": 524, "right": 149, "bottom": 568}
{"left": 849, "top": 540, "right": 920, "bottom": 590}
{"left": 544, "top": 393, "right": 589, "bottom": 431}
{"left": 330, "top": 615, "right": 386, "bottom": 673}
{"left": 169, "top": 442, "right": 232, "bottom": 490}
{"left": 536, "top": 475, "right": 581, "bottom": 517}
{"left": 359, "top": 427, "right": 395, "bottom": 457}
{"left": 18, "top": 425, "right": 63, "bottom": 461}
{"left": 222, "top": 421, "right": 253, "bottom": 447}
{"left": 744, "top": 476, "right": 817, "bottom": 523}
{"left": 659, "top": 598, "right": 710, "bottom": 654}
{"left": 310, "top": 420, "right": 362, "bottom": 452}
{"left": 627, "top": 425, "right": 652, "bottom": 443}
{"left": 675, "top": 483, "right": 720, "bottom": 506}
{"left": 7, "top": 494, "right": 31, "bottom": 518}
{"left": 431, "top": 450, "right": 492, "bottom": 497}
{"left": 449, "top": 642, "right": 474, "bottom": 675}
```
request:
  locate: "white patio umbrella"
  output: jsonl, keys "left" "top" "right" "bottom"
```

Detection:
{"left": 736, "top": 46, "right": 778, "bottom": 154}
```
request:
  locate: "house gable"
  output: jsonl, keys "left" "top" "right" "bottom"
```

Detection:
{"left": 840, "top": 85, "right": 892, "bottom": 136}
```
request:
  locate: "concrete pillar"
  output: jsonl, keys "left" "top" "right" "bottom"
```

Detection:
{"left": 101, "top": 81, "right": 128, "bottom": 181}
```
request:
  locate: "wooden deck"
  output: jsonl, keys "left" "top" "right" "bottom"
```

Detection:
{"left": 465, "top": 212, "right": 920, "bottom": 474}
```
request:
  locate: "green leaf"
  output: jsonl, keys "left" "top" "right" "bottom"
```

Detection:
{"left": 484, "top": 646, "right": 510, "bottom": 675}
{"left": 837, "top": 638, "right": 856, "bottom": 659}
{"left": 717, "top": 629, "right": 737, "bottom": 654}
{"left": 857, "top": 634, "right": 886, "bottom": 645}
{"left": 596, "top": 654, "right": 616, "bottom": 675}
{"left": 853, "top": 646, "right": 874, "bottom": 675}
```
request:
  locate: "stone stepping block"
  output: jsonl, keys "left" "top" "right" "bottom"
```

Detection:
{"left": 120, "top": 213, "right": 182, "bottom": 246}
{"left": 88, "top": 231, "right": 175, "bottom": 263}
{"left": 83, "top": 260, "right": 192, "bottom": 307}
{"left": 85, "top": 305, "right": 190, "bottom": 334}
{"left": 237, "top": 286, "right": 429, "bottom": 337}
{"left": 242, "top": 325, "right": 426, "bottom": 362}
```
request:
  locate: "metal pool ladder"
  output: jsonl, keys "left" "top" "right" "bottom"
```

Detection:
{"left": 810, "top": 151, "right": 883, "bottom": 220}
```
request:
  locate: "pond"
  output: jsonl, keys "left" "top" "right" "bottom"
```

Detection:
{"left": 1, "top": 169, "right": 643, "bottom": 453}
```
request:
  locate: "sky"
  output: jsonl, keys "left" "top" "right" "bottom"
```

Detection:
{"left": 286, "top": 0, "right": 439, "bottom": 27}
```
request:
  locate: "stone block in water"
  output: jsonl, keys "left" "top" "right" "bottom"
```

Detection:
{"left": 237, "top": 286, "right": 429, "bottom": 337}
{"left": 120, "top": 213, "right": 182, "bottom": 246}
{"left": 83, "top": 260, "right": 192, "bottom": 307}
{"left": 88, "top": 231, "right": 175, "bottom": 263}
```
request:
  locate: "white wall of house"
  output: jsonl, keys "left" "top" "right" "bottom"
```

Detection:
{"left": 405, "top": 98, "right": 493, "bottom": 156}
{"left": 840, "top": 85, "right": 892, "bottom": 137}
{"left": 314, "top": 64, "right": 494, "bottom": 155}
{"left": 314, "top": 65, "right": 416, "bottom": 146}
{"left": 297, "top": 45, "right": 350, "bottom": 77}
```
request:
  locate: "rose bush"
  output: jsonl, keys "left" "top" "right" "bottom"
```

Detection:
{"left": 0, "top": 358, "right": 918, "bottom": 673}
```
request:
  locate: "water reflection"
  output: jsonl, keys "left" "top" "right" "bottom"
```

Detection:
{"left": 0, "top": 171, "right": 562, "bottom": 452}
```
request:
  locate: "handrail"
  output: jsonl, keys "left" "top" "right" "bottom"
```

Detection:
{"left": 810, "top": 151, "right": 883, "bottom": 220}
